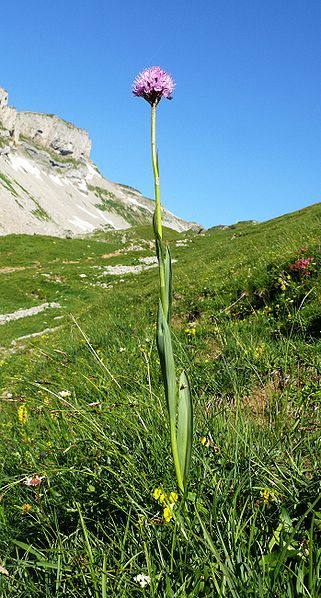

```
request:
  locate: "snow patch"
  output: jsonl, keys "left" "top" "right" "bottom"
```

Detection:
{"left": 76, "top": 180, "right": 88, "bottom": 194}
{"left": 77, "top": 204, "right": 99, "bottom": 219}
{"left": 95, "top": 209, "right": 116, "bottom": 227}
{"left": 49, "top": 174, "right": 64, "bottom": 187}
{"left": 9, "top": 155, "right": 42, "bottom": 179}
{"left": 86, "top": 163, "right": 101, "bottom": 180}
{"left": 68, "top": 216, "right": 96, "bottom": 232}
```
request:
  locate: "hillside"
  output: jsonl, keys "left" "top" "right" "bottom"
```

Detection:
{"left": 0, "top": 202, "right": 321, "bottom": 596}
{"left": 0, "top": 86, "right": 195, "bottom": 236}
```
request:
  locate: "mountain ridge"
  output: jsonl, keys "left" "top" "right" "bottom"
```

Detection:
{"left": 0, "top": 86, "right": 197, "bottom": 237}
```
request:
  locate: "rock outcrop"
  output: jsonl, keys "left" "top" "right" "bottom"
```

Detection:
{"left": 0, "top": 87, "right": 91, "bottom": 160}
{"left": 0, "top": 85, "right": 196, "bottom": 237}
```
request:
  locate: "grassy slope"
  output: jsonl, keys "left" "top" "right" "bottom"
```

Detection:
{"left": 0, "top": 205, "right": 321, "bottom": 596}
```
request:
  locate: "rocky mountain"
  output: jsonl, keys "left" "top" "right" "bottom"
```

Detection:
{"left": 0, "top": 87, "right": 195, "bottom": 237}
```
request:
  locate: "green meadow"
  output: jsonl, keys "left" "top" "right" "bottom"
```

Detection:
{"left": 1, "top": 203, "right": 321, "bottom": 596}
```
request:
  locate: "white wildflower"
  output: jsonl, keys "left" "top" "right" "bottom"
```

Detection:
{"left": 133, "top": 573, "right": 151, "bottom": 588}
{"left": 0, "top": 565, "right": 9, "bottom": 576}
{"left": 24, "top": 475, "right": 44, "bottom": 487}
{"left": 58, "top": 390, "right": 71, "bottom": 398}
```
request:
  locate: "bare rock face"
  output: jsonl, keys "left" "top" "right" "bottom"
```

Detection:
{"left": 0, "top": 87, "right": 91, "bottom": 159}
{"left": 0, "top": 85, "right": 197, "bottom": 237}
{"left": 0, "top": 88, "right": 8, "bottom": 107}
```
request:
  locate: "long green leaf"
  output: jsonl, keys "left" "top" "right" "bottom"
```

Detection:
{"left": 164, "top": 246, "right": 172, "bottom": 324}
{"left": 12, "top": 539, "right": 45, "bottom": 560}
{"left": 157, "top": 302, "right": 185, "bottom": 490}
{"left": 177, "top": 371, "right": 193, "bottom": 486}
{"left": 156, "top": 300, "right": 176, "bottom": 421}
{"left": 153, "top": 209, "right": 172, "bottom": 323}
{"left": 153, "top": 210, "right": 162, "bottom": 263}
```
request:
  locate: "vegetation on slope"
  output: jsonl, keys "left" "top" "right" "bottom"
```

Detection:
{"left": 89, "top": 185, "right": 150, "bottom": 226}
{"left": 0, "top": 205, "right": 321, "bottom": 596}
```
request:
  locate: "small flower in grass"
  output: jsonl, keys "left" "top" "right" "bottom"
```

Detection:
{"left": 260, "top": 488, "right": 277, "bottom": 506}
{"left": 0, "top": 565, "right": 9, "bottom": 577}
{"left": 22, "top": 503, "right": 32, "bottom": 513}
{"left": 24, "top": 475, "right": 44, "bottom": 487}
{"left": 184, "top": 324, "right": 196, "bottom": 336}
{"left": 152, "top": 487, "right": 178, "bottom": 522}
{"left": 255, "top": 344, "right": 265, "bottom": 359}
{"left": 132, "top": 66, "right": 175, "bottom": 105}
{"left": 163, "top": 506, "right": 173, "bottom": 523}
{"left": 168, "top": 491, "right": 178, "bottom": 504}
{"left": 200, "top": 435, "right": 211, "bottom": 448}
{"left": 277, "top": 275, "right": 290, "bottom": 291}
{"left": 58, "top": 390, "right": 71, "bottom": 398}
{"left": 133, "top": 573, "right": 151, "bottom": 588}
{"left": 152, "top": 487, "right": 166, "bottom": 505}
{"left": 17, "top": 404, "right": 27, "bottom": 425}
{"left": 290, "top": 256, "right": 314, "bottom": 273}
{"left": 152, "top": 487, "right": 162, "bottom": 500}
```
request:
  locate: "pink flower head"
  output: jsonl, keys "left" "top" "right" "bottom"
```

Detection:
{"left": 289, "top": 257, "right": 314, "bottom": 272}
{"left": 132, "top": 66, "right": 175, "bottom": 105}
{"left": 24, "top": 475, "right": 44, "bottom": 487}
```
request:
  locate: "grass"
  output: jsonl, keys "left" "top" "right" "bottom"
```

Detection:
{"left": 0, "top": 172, "right": 19, "bottom": 197}
{"left": 116, "top": 183, "right": 143, "bottom": 195}
{"left": 0, "top": 204, "right": 321, "bottom": 595}
{"left": 0, "top": 173, "right": 50, "bottom": 220}
{"left": 89, "top": 185, "right": 150, "bottom": 226}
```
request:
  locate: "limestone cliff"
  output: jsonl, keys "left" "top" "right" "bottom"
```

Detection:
{"left": 0, "top": 86, "right": 196, "bottom": 237}
{"left": 0, "top": 87, "right": 91, "bottom": 160}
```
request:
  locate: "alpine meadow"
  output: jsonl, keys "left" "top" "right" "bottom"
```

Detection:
{"left": 0, "top": 6, "right": 320, "bottom": 591}
{"left": 1, "top": 200, "right": 321, "bottom": 596}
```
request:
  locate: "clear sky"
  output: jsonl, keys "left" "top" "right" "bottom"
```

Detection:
{"left": 1, "top": 0, "right": 320, "bottom": 228}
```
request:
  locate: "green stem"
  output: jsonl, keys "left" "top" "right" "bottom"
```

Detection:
{"left": 151, "top": 102, "right": 166, "bottom": 311}
{"left": 151, "top": 103, "right": 162, "bottom": 239}
{"left": 151, "top": 101, "right": 186, "bottom": 494}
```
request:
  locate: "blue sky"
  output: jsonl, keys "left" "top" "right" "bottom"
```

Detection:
{"left": 1, "top": 0, "right": 320, "bottom": 228}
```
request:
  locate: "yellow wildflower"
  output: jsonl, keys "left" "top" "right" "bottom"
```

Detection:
{"left": 163, "top": 506, "right": 173, "bottom": 523}
{"left": 159, "top": 493, "right": 166, "bottom": 505}
{"left": 184, "top": 326, "right": 196, "bottom": 336}
{"left": 152, "top": 487, "right": 163, "bottom": 501}
{"left": 260, "top": 488, "right": 276, "bottom": 505}
{"left": 169, "top": 491, "right": 178, "bottom": 504}
{"left": 277, "top": 276, "right": 288, "bottom": 291}
{"left": 255, "top": 344, "right": 265, "bottom": 359}
{"left": 22, "top": 503, "right": 32, "bottom": 513}
{"left": 200, "top": 435, "right": 211, "bottom": 447}
{"left": 153, "top": 488, "right": 178, "bottom": 516}
{"left": 17, "top": 405, "right": 27, "bottom": 425}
